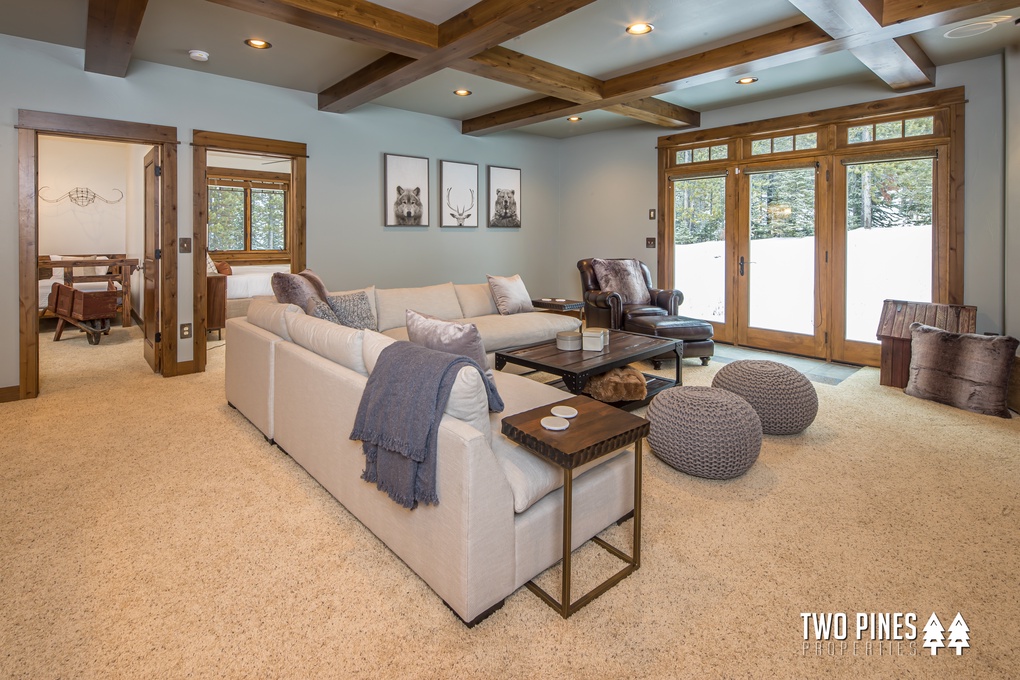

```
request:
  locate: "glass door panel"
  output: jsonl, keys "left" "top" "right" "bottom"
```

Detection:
{"left": 844, "top": 158, "right": 933, "bottom": 343}
{"left": 672, "top": 175, "right": 727, "bottom": 325}
{"left": 745, "top": 168, "right": 817, "bottom": 344}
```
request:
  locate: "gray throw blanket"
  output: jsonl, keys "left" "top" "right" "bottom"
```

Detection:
{"left": 350, "top": 341, "right": 504, "bottom": 509}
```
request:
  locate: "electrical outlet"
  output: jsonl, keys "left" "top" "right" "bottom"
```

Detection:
{"left": 648, "top": 208, "right": 656, "bottom": 220}
{"left": 179, "top": 237, "right": 192, "bottom": 253}
{"left": 180, "top": 323, "right": 192, "bottom": 339}
{"left": 646, "top": 237, "right": 656, "bottom": 248}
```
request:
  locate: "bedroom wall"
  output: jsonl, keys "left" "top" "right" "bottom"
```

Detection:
{"left": 0, "top": 33, "right": 563, "bottom": 387}
{"left": 555, "top": 54, "right": 1010, "bottom": 335}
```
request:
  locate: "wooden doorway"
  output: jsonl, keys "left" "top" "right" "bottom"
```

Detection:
{"left": 142, "top": 146, "right": 162, "bottom": 373}
{"left": 17, "top": 110, "right": 179, "bottom": 399}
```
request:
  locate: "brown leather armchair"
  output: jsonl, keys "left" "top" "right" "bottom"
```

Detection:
{"left": 577, "top": 258, "right": 681, "bottom": 329}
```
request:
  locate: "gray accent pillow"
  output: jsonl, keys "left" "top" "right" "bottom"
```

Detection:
{"left": 486, "top": 274, "right": 535, "bottom": 315}
{"left": 591, "top": 258, "right": 651, "bottom": 305}
{"left": 904, "top": 322, "right": 1018, "bottom": 418}
{"left": 405, "top": 309, "right": 498, "bottom": 392}
{"left": 306, "top": 298, "right": 340, "bottom": 324}
{"left": 326, "top": 291, "right": 376, "bottom": 330}
{"left": 298, "top": 269, "right": 330, "bottom": 300}
{"left": 272, "top": 272, "right": 320, "bottom": 309}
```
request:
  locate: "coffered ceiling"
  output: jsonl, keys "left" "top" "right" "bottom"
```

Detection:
{"left": 1, "top": 0, "right": 1018, "bottom": 138}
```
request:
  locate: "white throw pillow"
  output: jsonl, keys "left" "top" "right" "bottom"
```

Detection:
{"left": 206, "top": 252, "right": 219, "bottom": 275}
{"left": 486, "top": 274, "right": 535, "bottom": 315}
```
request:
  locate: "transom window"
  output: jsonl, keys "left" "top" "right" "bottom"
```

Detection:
{"left": 676, "top": 143, "right": 729, "bottom": 165}
{"left": 847, "top": 115, "right": 935, "bottom": 144}
{"left": 749, "top": 131, "right": 818, "bottom": 156}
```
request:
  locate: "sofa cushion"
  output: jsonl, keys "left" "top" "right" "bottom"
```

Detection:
{"left": 489, "top": 372, "right": 626, "bottom": 512}
{"left": 406, "top": 309, "right": 498, "bottom": 394}
{"left": 375, "top": 282, "right": 463, "bottom": 331}
{"left": 247, "top": 298, "right": 303, "bottom": 341}
{"left": 306, "top": 298, "right": 341, "bottom": 324}
{"left": 362, "top": 329, "right": 397, "bottom": 374}
{"left": 464, "top": 312, "right": 581, "bottom": 353}
{"left": 285, "top": 312, "right": 367, "bottom": 376}
{"left": 486, "top": 274, "right": 535, "bottom": 315}
{"left": 298, "top": 269, "right": 330, "bottom": 300}
{"left": 455, "top": 283, "right": 499, "bottom": 318}
{"left": 272, "top": 272, "right": 320, "bottom": 309}
{"left": 904, "top": 323, "right": 1018, "bottom": 418}
{"left": 326, "top": 291, "right": 376, "bottom": 330}
{"left": 330, "top": 286, "right": 377, "bottom": 330}
{"left": 591, "top": 258, "right": 651, "bottom": 305}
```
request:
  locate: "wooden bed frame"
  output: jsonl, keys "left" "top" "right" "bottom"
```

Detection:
{"left": 39, "top": 254, "right": 139, "bottom": 327}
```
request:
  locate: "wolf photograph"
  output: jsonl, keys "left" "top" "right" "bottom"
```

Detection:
{"left": 487, "top": 165, "right": 522, "bottom": 228}
{"left": 384, "top": 154, "right": 429, "bottom": 226}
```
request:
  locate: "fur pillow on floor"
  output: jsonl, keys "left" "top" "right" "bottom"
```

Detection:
{"left": 583, "top": 365, "right": 648, "bottom": 403}
{"left": 904, "top": 322, "right": 1019, "bottom": 418}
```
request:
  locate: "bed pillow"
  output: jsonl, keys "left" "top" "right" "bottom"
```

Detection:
{"left": 904, "top": 323, "right": 1019, "bottom": 418}
{"left": 591, "top": 258, "right": 651, "bottom": 305}
{"left": 326, "top": 291, "right": 376, "bottom": 330}
{"left": 272, "top": 272, "right": 320, "bottom": 309}
{"left": 214, "top": 261, "right": 232, "bottom": 275}
{"left": 486, "top": 274, "right": 534, "bottom": 315}
{"left": 206, "top": 252, "right": 219, "bottom": 275}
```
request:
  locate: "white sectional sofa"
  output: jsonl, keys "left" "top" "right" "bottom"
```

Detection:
{"left": 225, "top": 285, "right": 636, "bottom": 624}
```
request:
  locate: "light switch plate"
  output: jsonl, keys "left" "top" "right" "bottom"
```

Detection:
{"left": 646, "top": 237, "right": 656, "bottom": 248}
{"left": 179, "top": 237, "right": 192, "bottom": 253}
{"left": 648, "top": 209, "right": 656, "bottom": 220}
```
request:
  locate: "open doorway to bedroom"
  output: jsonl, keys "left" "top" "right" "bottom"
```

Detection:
{"left": 191, "top": 131, "right": 307, "bottom": 372}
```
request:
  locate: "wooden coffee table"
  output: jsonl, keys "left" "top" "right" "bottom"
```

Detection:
{"left": 501, "top": 394, "right": 649, "bottom": 618}
{"left": 494, "top": 330, "right": 681, "bottom": 408}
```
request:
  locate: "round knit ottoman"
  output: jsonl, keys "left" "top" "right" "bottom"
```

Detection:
{"left": 711, "top": 360, "right": 818, "bottom": 434}
{"left": 647, "top": 386, "right": 762, "bottom": 480}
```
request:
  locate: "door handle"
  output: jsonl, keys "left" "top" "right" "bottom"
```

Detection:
{"left": 739, "top": 256, "right": 745, "bottom": 276}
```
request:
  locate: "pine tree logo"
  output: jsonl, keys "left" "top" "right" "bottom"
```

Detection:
{"left": 947, "top": 613, "right": 970, "bottom": 655}
{"left": 922, "top": 612, "right": 945, "bottom": 656}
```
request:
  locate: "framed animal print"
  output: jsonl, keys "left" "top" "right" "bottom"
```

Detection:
{"left": 440, "top": 160, "right": 478, "bottom": 228}
{"left": 384, "top": 153, "right": 429, "bottom": 227}
{"left": 487, "top": 165, "right": 521, "bottom": 228}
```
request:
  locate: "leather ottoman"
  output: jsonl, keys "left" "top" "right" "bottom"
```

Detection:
{"left": 627, "top": 315, "right": 715, "bottom": 368}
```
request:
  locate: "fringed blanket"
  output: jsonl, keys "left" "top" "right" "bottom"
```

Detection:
{"left": 350, "top": 341, "right": 503, "bottom": 509}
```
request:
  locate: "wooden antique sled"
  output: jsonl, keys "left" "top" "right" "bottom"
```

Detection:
{"left": 47, "top": 283, "right": 119, "bottom": 345}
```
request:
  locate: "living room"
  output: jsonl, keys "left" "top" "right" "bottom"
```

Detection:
{"left": 1, "top": 1, "right": 1019, "bottom": 677}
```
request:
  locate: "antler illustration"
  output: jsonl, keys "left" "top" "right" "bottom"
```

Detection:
{"left": 38, "top": 186, "right": 124, "bottom": 207}
{"left": 446, "top": 188, "right": 475, "bottom": 226}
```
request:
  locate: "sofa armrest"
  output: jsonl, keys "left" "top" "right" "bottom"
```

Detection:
{"left": 649, "top": 288, "right": 683, "bottom": 315}
{"left": 583, "top": 289, "right": 623, "bottom": 329}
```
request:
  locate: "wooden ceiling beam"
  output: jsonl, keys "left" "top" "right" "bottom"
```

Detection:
{"left": 84, "top": 0, "right": 150, "bottom": 77}
{"left": 318, "top": 0, "right": 595, "bottom": 113}
{"left": 609, "top": 99, "right": 701, "bottom": 129}
{"left": 789, "top": 0, "right": 934, "bottom": 89}
{"left": 206, "top": 0, "right": 436, "bottom": 57}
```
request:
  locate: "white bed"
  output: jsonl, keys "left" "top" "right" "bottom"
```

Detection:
{"left": 223, "top": 264, "right": 289, "bottom": 318}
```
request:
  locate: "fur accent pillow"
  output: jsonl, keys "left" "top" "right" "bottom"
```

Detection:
{"left": 272, "top": 272, "right": 320, "bottom": 309}
{"left": 326, "top": 291, "right": 376, "bottom": 330}
{"left": 298, "top": 269, "right": 330, "bottom": 300}
{"left": 405, "top": 309, "right": 499, "bottom": 402}
{"left": 904, "top": 323, "right": 1018, "bottom": 418}
{"left": 591, "top": 258, "right": 651, "bottom": 305}
{"left": 486, "top": 274, "right": 535, "bottom": 315}
{"left": 583, "top": 365, "right": 648, "bottom": 403}
{"left": 306, "top": 298, "right": 340, "bottom": 324}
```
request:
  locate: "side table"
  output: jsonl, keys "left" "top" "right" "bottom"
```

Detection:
{"left": 532, "top": 298, "right": 585, "bottom": 326}
{"left": 501, "top": 395, "right": 649, "bottom": 618}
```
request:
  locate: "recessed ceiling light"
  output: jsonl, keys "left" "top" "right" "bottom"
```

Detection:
{"left": 244, "top": 38, "right": 272, "bottom": 49}
{"left": 737, "top": 76, "right": 758, "bottom": 84}
{"left": 453, "top": 89, "right": 472, "bottom": 96}
{"left": 943, "top": 21, "right": 997, "bottom": 38}
{"left": 188, "top": 49, "right": 209, "bottom": 62}
{"left": 625, "top": 22, "right": 654, "bottom": 35}
{"left": 568, "top": 116, "right": 582, "bottom": 122}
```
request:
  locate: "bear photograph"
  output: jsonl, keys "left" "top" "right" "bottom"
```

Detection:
{"left": 487, "top": 165, "right": 521, "bottom": 228}
{"left": 384, "top": 153, "right": 429, "bottom": 226}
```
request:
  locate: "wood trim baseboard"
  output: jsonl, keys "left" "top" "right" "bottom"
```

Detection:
{"left": 0, "top": 385, "right": 20, "bottom": 403}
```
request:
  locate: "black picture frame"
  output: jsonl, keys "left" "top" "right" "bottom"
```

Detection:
{"left": 487, "top": 165, "right": 521, "bottom": 228}
{"left": 384, "top": 153, "right": 429, "bottom": 227}
{"left": 439, "top": 160, "right": 479, "bottom": 228}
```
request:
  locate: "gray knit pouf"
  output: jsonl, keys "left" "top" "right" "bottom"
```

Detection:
{"left": 711, "top": 359, "right": 818, "bottom": 435}
{"left": 647, "top": 386, "right": 762, "bottom": 480}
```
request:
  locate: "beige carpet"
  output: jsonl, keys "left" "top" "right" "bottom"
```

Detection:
{"left": 2, "top": 327, "right": 1018, "bottom": 679}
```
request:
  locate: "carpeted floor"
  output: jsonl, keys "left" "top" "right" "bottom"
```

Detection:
{"left": 1, "top": 326, "right": 1018, "bottom": 679}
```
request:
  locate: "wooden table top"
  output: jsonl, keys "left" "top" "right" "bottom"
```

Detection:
{"left": 532, "top": 298, "right": 584, "bottom": 312}
{"left": 501, "top": 395, "right": 649, "bottom": 469}
{"left": 497, "top": 330, "right": 677, "bottom": 374}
